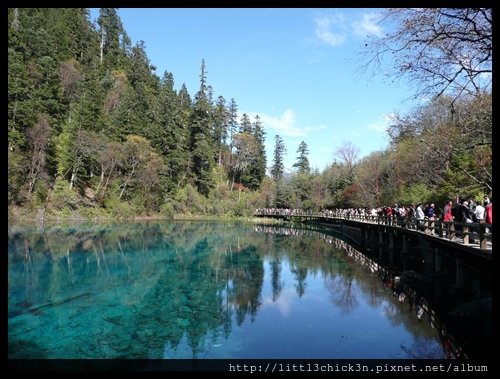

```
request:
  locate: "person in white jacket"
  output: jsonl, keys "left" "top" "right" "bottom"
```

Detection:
{"left": 474, "top": 203, "right": 485, "bottom": 221}
{"left": 415, "top": 203, "right": 425, "bottom": 230}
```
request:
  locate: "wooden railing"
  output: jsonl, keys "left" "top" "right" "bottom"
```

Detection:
{"left": 254, "top": 210, "right": 492, "bottom": 250}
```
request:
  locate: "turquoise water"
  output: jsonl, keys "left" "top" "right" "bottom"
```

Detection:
{"left": 8, "top": 221, "right": 446, "bottom": 359}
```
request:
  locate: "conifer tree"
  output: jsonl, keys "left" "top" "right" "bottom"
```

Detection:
{"left": 271, "top": 135, "right": 286, "bottom": 182}
{"left": 212, "top": 96, "right": 229, "bottom": 167}
{"left": 227, "top": 98, "right": 239, "bottom": 155}
{"left": 190, "top": 59, "right": 215, "bottom": 196}
{"left": 97, "top": 8, "right": 125, "bottom": 68}
{"left": 243, "top": 115, "right": 267, "bottom": 190}
{"left": 239, "top": 113, "right": 253, "bottom": 134}
{"left": 293, "top": 141, "right": 310, "bottom": 174}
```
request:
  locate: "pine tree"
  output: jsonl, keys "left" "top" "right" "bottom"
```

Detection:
{"left": 236, "top": 113, "right": 254, "bottom": 187}
{"left": 212, "top": 96, "right": 229, "bottom": 167}
{"left": 190, "top": 59, "right": 215, "bottom": 196}
{"left": 293, "top": 141, "right": 310, "bottom": 174}
{"left": 243, "top": 115, "right": 267, "bottom": 190}
{"left": 152, "top": 71, "right": 190, "bottom": 190}
{"left": 239, "top": 113, "right": 252, "bottom": 134}
{"left": 97, "top": 8, "right": 125, "bottom": 69}
{"left": 178, "top": 83, "right": 192, "bottom": 109}
{"left": 230, "top": 133, "right": 258, "bottom": 191}
{"left": 174, "top": 83, "right": 193, "bottom": 188}
{"left": 227, "top": 98, "right": 239, "bottom": 155}
{"left": 271, "top": 135, "right": 286, "bottom": 182}
{"left": 121, "top": 41, "right": 158, "bottom": 137}
{"left": 8, "top": 47, "right": 34, "bottom": 151}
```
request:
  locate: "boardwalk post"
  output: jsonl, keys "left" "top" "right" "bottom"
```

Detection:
{"left": 436, "top": 220, "right": 443, "bottom": 237}
{"left": 463, "top": 221, "right": 469, "bottom": 245}
{"left": 479, "top": 220, "right": 487, "bottom": 250}
{"left": 449, "top": 222, "right": 455, "bottom": 240}
{"left": 389, "top": 232, "right": 394, "bottom": 250}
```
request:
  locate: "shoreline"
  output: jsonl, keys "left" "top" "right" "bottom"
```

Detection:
{"left": 8, "top": 206, "right": 283, "bottom": 226}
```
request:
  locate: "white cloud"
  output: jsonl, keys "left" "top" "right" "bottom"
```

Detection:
{"left": 261, "top": 288, "right": 296, "bottom": 317}
{"left": 367, "top": 113, "right": 396, "bottom": 133}
{"left": 257, "top": 109, "right": 327, "bottom": 137}
{"left": 313, "top": 11, "right": 383, "bottom": 48}
{"left": 314, "top": 14, "right": 347, "bottom": 47}
{"left": 352, "top": 12, "right": 384, "bottom": 38}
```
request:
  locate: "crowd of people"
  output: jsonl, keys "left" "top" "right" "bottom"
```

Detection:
{"left": 255, "top": 196, "right": 492, "bottom": 229}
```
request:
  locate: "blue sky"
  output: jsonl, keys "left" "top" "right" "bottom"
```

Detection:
{"left": 90, "top": 8, "right": 414, "bottom": 172}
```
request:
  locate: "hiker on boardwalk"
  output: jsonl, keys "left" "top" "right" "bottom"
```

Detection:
{"left": 485, "top": 201, "right": 492, "bottom": 233}
{"left": 443, "top": 200, "right": 453, "bottom": 222}
{"left": 415, "top": 203, "right": 425, "bottom": 230}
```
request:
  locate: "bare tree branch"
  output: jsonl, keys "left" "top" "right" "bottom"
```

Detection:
{"left": 359, "top": 8, "right": 491, "bottom": 102}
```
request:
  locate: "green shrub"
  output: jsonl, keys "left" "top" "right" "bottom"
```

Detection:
{"left": 160, "top": 202, "right": 175, "bottom": 219}
{"left": 104, "top": 193, "right": 136, "bottom": 219}
{"left": 48, "top": 179, "right": 80, "bottom": 210}
{"left": 396, "top": 183, "right": 433, "bottom": 206}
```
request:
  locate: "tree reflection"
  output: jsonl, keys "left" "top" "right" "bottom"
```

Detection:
{"left": 8, "top": 221, "right": 462, "bottom": 359}
{"left": 324, "top": 270, "right": 359, "bottom": 314}
{"left": 291, "top": 265, "right": 307, "bottom": 297}
{"left": 270, "top": 255, "right": 283, "bottom": 302}
{"left": 222, "top": 245, "right": 264, "bottom": 326}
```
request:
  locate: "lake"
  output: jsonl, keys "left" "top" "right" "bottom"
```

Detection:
{"left": 8, "top": 221, "right": 448, "bottom": 359}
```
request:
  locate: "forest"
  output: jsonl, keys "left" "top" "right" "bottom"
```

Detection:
{"left": 8, "top": 8, "right": 492, "bottom": 221}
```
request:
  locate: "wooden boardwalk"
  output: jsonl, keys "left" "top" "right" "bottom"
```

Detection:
{"left": 254, "top": 211, "right": 492, "bottom": 256}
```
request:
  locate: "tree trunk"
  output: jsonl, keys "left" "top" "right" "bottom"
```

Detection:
{"left": 27, "top": 153, "right": 40, "bottom": 197}
{"left": 100, "top": 27, "right": 105, "bottom": 65}
{"left": 230, "top": 171, "right": 236, "bottom": 192}
{"left": 69, "top": 160, "right": 79, "bottom": 190}
{"left": 95, "top": 168, "right": 105, "bottom": 197}
{"left": 119, "top": 165, "right": 136, "bottom": 200}
{"left": 12, "top": 8, "right": 20, "bottom": 30}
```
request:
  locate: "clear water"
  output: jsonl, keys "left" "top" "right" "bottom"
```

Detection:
{"left": 8, "top": 221, "right": 446, "bottom": 359}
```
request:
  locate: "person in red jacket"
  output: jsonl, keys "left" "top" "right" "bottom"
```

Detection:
{"left": 485, "top": 202, "right": 492, "bottom": 233}
{"left": 443, "top": 200, "right": 454, "bottom": 222}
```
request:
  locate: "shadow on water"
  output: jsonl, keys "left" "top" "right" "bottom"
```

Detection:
{"left": 8, "top": 220, "right": 489, "bottom": 359}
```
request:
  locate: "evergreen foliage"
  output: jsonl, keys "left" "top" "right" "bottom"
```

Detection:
{"left": 7, "top": 8, "right": 492, "bottom": 219}
{"left": 271, "top": 135, "right": 286, "bottom": 182}
{"left": 293, "top": 141, "right": 310, "bottom": 174}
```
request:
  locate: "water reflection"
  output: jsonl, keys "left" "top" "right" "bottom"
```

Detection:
{"left": 9, "top": 221, "right": 451, "bottom": 359}
{"left": 255, "top": 224, "right": 469, "bottom": 359}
